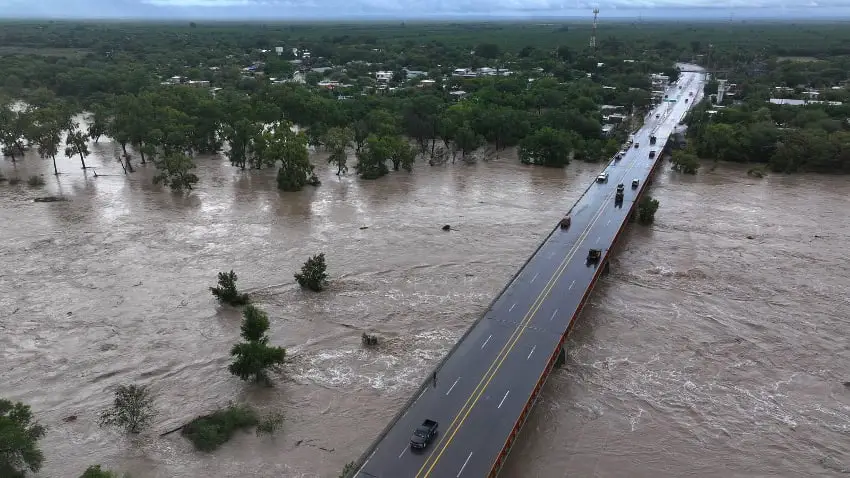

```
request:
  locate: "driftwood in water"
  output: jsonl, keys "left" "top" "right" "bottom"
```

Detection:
{"left": 159, "top": 425, "right": 186, "bottom": 437}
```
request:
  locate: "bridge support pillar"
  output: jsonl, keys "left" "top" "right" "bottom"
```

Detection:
{"left": 555, "top": 347, "right": 566, "bottom": 368}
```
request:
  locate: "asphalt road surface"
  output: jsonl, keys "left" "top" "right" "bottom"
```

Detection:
{"left": 355, "top": 68, "right": 707, "bottom": 478}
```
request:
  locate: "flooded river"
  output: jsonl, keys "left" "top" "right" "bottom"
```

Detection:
{"left": 2, "top": 142, "right": 849, "bottom": 478}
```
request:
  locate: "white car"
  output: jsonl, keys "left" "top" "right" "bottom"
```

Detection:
{"left": 596, "top": 172, "right": 609, "bottom": 183}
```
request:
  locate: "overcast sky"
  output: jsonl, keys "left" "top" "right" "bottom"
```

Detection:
{"left": 0, "top": 0, "right": 848, "bottom": 19}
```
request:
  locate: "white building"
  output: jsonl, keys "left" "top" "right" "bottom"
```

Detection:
{"left": 404, "top": 69, "right": 427, "bottom": 79}
{"left": 650, "top": 73, "right": 670, "bottom": 99}
{"left": 376, "top": 71, "right": 393, "bottom": 83}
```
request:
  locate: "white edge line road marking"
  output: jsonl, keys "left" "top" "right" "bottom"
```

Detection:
{"left": 596, "top": 236, "right": 600, "bottom": 244}
{"left": 481, "top": 334, "right": 492, "bottom": 349}
{"left": 531, "top": 273, "right": 539, "bottom": 283}
{"left": 446, "top": 377, "right": 460, "bottom": 396}
{"left": 497, "top": 390, "right": 510, "bottom": 409}
{"left": 457, "top": 452, "right": 474, "bottom": 477}
{"left": 509, "top": 303, "right": 517, "bottom": 312}
{"left": 549, "top": 309, "right": 558, "bottom": 321}
{"left": 607, "top": 220, "right": 611, "bottom": 226}
{"left": 527, "top": 345, "right": 536, "bottom": 360}
{"left": 569, "top": 280, "right": 576, "bottom": 290}
{"left": 399, "top": 446, "right": 407, "bottom": 459}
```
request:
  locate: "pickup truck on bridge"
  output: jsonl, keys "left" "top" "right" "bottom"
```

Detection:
{"left": 409, "top": 419, "right": 438, "bottom": 450}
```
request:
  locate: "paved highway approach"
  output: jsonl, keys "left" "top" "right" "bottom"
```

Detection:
{"left": 354, "top": 67, "right": 707, "bottom": 478}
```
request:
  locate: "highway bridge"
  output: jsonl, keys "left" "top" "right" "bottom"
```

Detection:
{"left": 352, "top": 67, "right": 707, "bottom": 478}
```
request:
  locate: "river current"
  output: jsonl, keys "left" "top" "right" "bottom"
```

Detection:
{"left": 1, "top": 140, "right": 848, "bottom": 477}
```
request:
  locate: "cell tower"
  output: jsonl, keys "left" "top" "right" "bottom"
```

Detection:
{"left": 590, "top": 8, "right": 599, "bottom": 49}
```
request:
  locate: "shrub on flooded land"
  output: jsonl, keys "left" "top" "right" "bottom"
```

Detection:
{"left": 229, "top": 305, "right": 286, "bottom": 385}
{"left": 339, "top": 461, "right": 356, "bottom": 478}
{"left": 98, "top": 384, "right": 156, "bottom": 434}
{"left": 295, "top": 253, "right": 328, "bottom": 292}
{"left": 210, "top": 270, "right": 250, "bottom": 306}
{"left": 181, "top": 404, "right": 259, "bottom": 452}
{"left": 255, "top": 412, "right": 284, "bottom": 436}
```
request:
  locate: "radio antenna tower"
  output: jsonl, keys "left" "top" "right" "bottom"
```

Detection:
{"left": 590, "top": 8, "right": 599, "bottom": 50}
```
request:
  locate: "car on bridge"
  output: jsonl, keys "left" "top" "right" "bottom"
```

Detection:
{"left": 634, "top": 142, "right": 639, "bottom": 148}
{"left": 587, "top": 248, "right": 602, "bottom": 265}
{"left": 649, "top": 150, "right": 656, "bottom": 158}
{"left": 632, "top": 179, "right": 640, "bottom": 189}
{"left": 559, "top": 215, "right": 571, "bottom": 229}
{"left": 410, "top": 419, "right": 438, "bottom": 450}
{"left": 596, "top": 171, "right": 609, "bottom": 183}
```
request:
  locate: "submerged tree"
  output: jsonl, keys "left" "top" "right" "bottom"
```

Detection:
{"left": 210, "top": 270, "right": 250, "bottom": 306}
{"left": 670, "top": 149, "right": 700, "bottom": 174}
{"left": 152, "top": 152, "right": 199, "bottom": 191}
{"left": 518, "top": 127, "right": 575, "bottom": 167}
{"left": 229, "top": 305, "right": 286, "bottom": 385}
{"left": 324, "top": 126, "right": 354, "bottom": 175}
{"left": 636, "top": 196, "right": 660, "bottom": 225}
{"left": 79, "top": 465, "right": 126, "bottom": 478}
{"left": 87, "top": 106, "right": 109, "bottom": 143}
{"left": 0, "top": 104, "right": 29, "bottom": 163}
{"left": 0, "top": 398, "right": 46, "bottom": 478}
{"left": 98, "top": 384, "right": 156, "bottom": 434}
{"left": 294, "top": 253, "right": 328, "bottom": 292}
{"left": 64, "top": 127, "right": 90, "bottom": 170}
{"left": 30, "top": 107, "right": 66, "bottom": 175}
{"left": 266, "top": 124, "right": 315, "bottom": 192}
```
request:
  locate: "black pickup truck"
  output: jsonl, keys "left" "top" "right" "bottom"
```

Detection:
{"left": 410, "top": 419, "right": 438, "bottom": 450}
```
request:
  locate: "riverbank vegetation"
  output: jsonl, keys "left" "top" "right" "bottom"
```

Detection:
{"left": 685, "top": 99, "right": 850, "bottom": 173}
{"left": 681, "top": 28, "right": 850, "bottom": 174}
{"left": 2, "top": 22, "right": 848, "bottom": 184}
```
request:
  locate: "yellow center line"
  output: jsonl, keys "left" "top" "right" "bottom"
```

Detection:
{"left": 411, "top": 170, "right": 615, "bottom": 478}
{"left": 419, "top": 158, "right": 643, "bottom": 478}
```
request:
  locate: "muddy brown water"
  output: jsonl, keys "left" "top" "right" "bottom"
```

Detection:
{"left": 2, "top": 140, "right": 849, "bottom": 478}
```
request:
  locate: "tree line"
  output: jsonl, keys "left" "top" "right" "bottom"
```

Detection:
{"left": 684, "top": 99, "right": 850, "bottom": 174}
{"left": 2, "top": 72, "right": 636, "bottom": 190}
